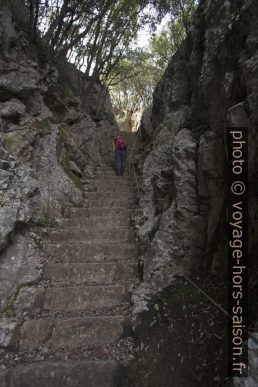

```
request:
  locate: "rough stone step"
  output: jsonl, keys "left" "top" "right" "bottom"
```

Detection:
{"left": 45, "top": 284, "right": 130, "bottom": 312}
{"left": 86, "top": 194, "right": 135, "bottom": 202}
{"left": 94, "top": 189, "right": 136, "bottom": 196}
{"left": 95, "top": 180, "right": 134, "bottom": 187}
{"left": 96, "top": 168, "right": 117, "bottom": 174}
{"left": 96, "top": 171, "right": 117, "bottom": 176}
{"left": 96, "top": 175, "right": 134, "bottom": 182}
{"left": 91, "top": 184, "right": 136, "bottom": 192}
{"left": 15, "top": 285, "right": 129, "bottom": 313}
{"left": 43, "top": 262, "right": 136, "bottom": 285}
{"left": 19, "top": 316, "right": 130, "bottom": 352}
{"left": 84, "top": 191, "right": 135, "bottom": 200}
{"left": 96, "top": 175, "right": 135, "bottom": 185}
{"left": 49, "top": 228, "right": 134, "bottom": 243}
{"left": 93, "top": 188, "right": 137, "bottom": 197}
{"left": 60, "top": 217, "right": 131, "bottom": 229}
{"left": 96, "top": 167, "right": 131, "bottom": 175}
{"left": 93, "top": 188, "right": 135, "bottom": 196}
{"left": 44, "top": 242, "right": 138, "bottom": 263}
{"left": 69, "top": 207, "right": 133, "bottom": 218}
{"left": 1, "top": 360, "right": 126, "bottom": 387}
{"left": 85, "top": 198, "right": 135, "bottom": 208}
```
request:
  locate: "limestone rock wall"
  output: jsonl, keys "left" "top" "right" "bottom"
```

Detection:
{"left": 134, "top": 0, "right": 257, "bottom": 314}
{"left": 0, "top": 0, "right": 118, "bottom": 317}
{"left": 132, "top": 1, "right": 257, "bottom": 384}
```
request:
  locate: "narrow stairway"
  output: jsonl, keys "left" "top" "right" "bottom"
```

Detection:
{"left": 3, "top": 163, "right": 138, "bottom": 386}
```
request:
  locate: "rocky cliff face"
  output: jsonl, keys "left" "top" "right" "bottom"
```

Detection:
{"left": 0, "top": 0, "right": 118, "bottom": 317}
{"left": 134, "top": 0, "right": 257, "bottom": 311}
{"left": 131, "top": 0, "right": 257, "bottom": 384}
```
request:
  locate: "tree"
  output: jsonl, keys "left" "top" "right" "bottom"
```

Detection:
{"left": 24, "top": 0, "right": 197, "bottom": 109}
{"left": 150, "top": 0, "right": 197, "bottom": 33}
{"left": 109, "top": 17, "right": 186, "bottom": 120}
{"left": 27, "top": 0, "right": 41, "bottom": 40}
{"left": 110, "top": 49, "right": 157, "bottom": 112}
{"left": 109, "top": 1, "right": 197, "bottom": 129}
{"left": 149, "top": 17, "right": 186, "bottom": 72}
{"left": 25, "top": 0, "right": 169, "bottom": 79}
{"left": 169, "top": 0, "right": 197, "bottom": 33}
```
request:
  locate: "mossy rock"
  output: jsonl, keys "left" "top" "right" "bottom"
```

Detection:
{"left": 4, "top": 129, "right": 35, "bottom": 156}
{"left": 58, "top": 125, "right": 75, "bottom": 151}
{"left": 1, "top": 281, "right": 36, "bottom": 317}
{"left": 4, "top": 118, "right": 52, "bottom": 156}
{"left": 36, "top": 215, "right": 59, "bottom": 229}
{"left": 31, "top": 118, "right": 51, "bottom": 135}
{"left": 63, "top": 167, "right": 84, "bottom": 192}
{"left": 84, "top": 165, "right": 96, "bottom": 179}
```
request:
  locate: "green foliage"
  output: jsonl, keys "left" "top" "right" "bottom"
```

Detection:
{"left": 32, "top": 118, "right": 52, "bottom": 135}
{"left": 37, "top": 215, "right": 59, "bottom": 228}
{"left": 108, "top": 0, "right": 198, "bottom": 129}
{"left": 110, "top": 48, "right": 158, "bottom": 113}
{"left": 109, "top": 13, "right": 188, "bottom": 122}
{"left": 150, "top": 17, "right": 186, "bottom": 70}
{"left": 27, "top": 0, "right": 171, "bottom": 83}
{"left": 63, "top": 167, "right": 84, "bottom": 192}
{"left": 168, "top": 0, "right": 197, "bottom": 33}
{"left": 26, "top": 0, "right": 197, "bottom": 121}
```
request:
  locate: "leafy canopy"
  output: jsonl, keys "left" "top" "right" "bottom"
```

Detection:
{"left": 26, "top": 0, "right": 197, "bottom": 113}
{"left": 26, "top": 0, "right": 170, "bottom": 81}
{"left": 109, "top": 10, "right": 191, "bottom": 121}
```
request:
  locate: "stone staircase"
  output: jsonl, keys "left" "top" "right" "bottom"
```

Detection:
{"left": 1, "top": 164, "right": 139, "bottom": 387}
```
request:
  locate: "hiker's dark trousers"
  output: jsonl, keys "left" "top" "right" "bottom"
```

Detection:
{"left": 115, "top": 148, "right": 126, "bottom": 176}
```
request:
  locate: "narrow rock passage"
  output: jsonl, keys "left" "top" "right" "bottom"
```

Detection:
{"left": 2, "top": 156, "right": 139, "bottom": 386}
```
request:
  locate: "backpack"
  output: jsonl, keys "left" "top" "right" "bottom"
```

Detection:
{"left": 115, "top": 136, "right": 127, "bottom": 149}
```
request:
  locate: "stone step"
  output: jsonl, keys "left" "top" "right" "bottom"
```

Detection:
{"left": 60, "top": 217, "right": 131, "bottom": 229}
{"left": 91, "top": 184, "right": 136, "bottom": 193}
{"left": 44, "top": 284, "right": 129, "bottom": 312}
{"left": 95, "top": 179, "right": 134, "bottom": 187}
{"left": 2, "top": 360, "right": 126, "bottom": 387}
{"left": 96, "top": 174, "right": 135, "bottom": 185}
{"left": 93, "top": 187, "right": 134, "bottom": 195}
{"left": 69, "top": 207, "right": 133, "bottom": 218}
{"left": 84, "top": 191, "right": 135, "bottom": 200}
{"left": 94, "top": 186, "right": 135, "bottom": 195}
{"left": 96, "top": 175, "right": 134, "bottom": 182}
{"left": 49, "top": 228, "right": 134, "bottom": 243}
{"left": 85, "top": 198, "right": 135, "bottom": 208}
{"left": 96, "top": 171, "right": 117, "bottom": 177}
{"left": 43, "top": 262, "right": 136, "bottom": 285}
{"left": 19, "top": 316, "right": 129, "bottom": 352}
{"left": 15, "top": 285, "right": 129, "bottom": 313}
{"left": 94, "top": 189, "right": 136, "bottom": 196}
{"left": 96, "top": 168, "right": 117, "bottom": 174}
{"left": 44, "top": 242, "right": 138, "bottom": 263}
{"left": 95, "top": 167, "right": 131, "bottom": 176}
